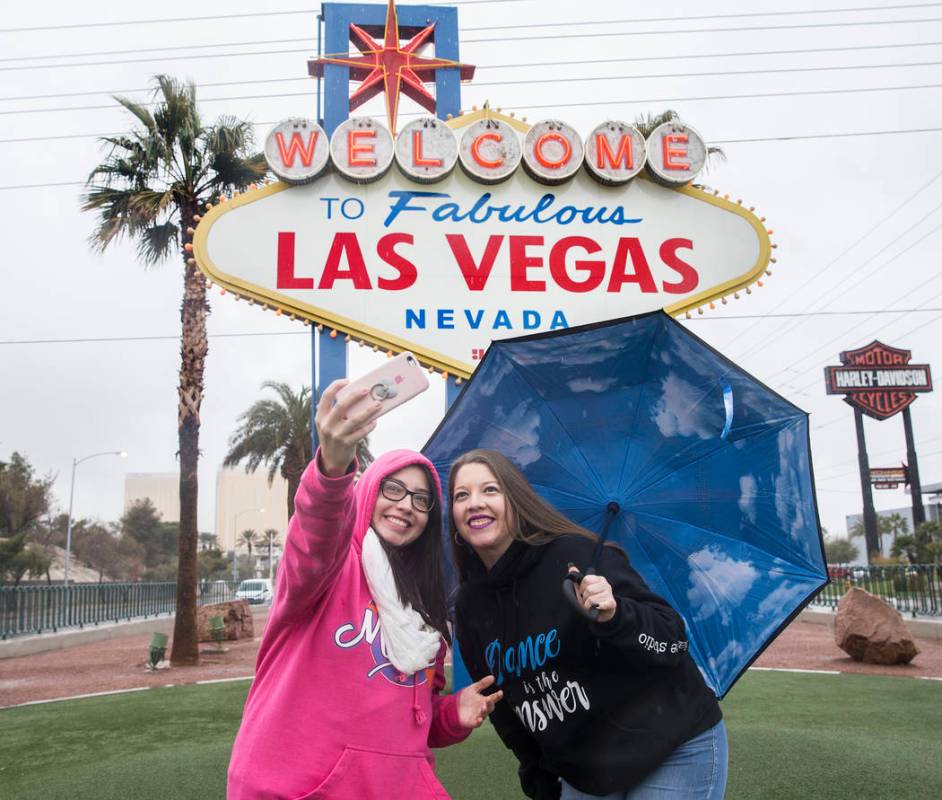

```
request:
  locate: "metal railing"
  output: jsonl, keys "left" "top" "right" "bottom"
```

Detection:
{"left": 0, "top": 580, "right": 241, "bottom": 639}
{"left": 812, "top": 564, "right": 942, "bottom": 617}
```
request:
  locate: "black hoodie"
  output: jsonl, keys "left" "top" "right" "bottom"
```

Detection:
{"left": 454, "top": 535, "right": 722, "bottom": 799}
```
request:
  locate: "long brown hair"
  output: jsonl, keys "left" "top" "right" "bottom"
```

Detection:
{"left": 448, "top": 449, "right": 606, "bottom": 582}
{"left": 375, "top": 464, "right": 451, "bottom": 643}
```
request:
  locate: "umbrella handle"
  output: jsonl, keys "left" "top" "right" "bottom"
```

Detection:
{"left": 562, "top": 567, "right": 600, "bottom": 622}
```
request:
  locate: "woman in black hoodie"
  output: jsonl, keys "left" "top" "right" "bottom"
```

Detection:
{"left": 449, "top": 449, "right": 726, "bottom": 800}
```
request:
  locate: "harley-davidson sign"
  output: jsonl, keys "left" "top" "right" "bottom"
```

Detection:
{"left": 824, "top": 341, "right": 933, "bottom": 420}
{"left": 194, "top": 110, "right": 771, "bottom": 377}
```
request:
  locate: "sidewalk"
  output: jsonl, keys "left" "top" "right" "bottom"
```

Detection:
{"left": 2, "top": 609, "right": 940, "bottom": 709}
{"left": 0, "top": 608, "right": 269, "bottom": 708}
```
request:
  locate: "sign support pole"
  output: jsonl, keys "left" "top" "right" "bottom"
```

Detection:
{"left": 902, "top": 407, "right": 926, "bottom": 527}
{"left": 853, "top": 407, "right": 881, "bottom": 559}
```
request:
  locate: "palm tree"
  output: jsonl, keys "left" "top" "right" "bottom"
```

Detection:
{"left": 82, "top": 75, "right": 268, "bottom": 665}
{"left": 262, "top": 528, "right": 281, "bottom": 580}
{"left": 883, "top": 513, "right": 910, "bottom": 541}
{"left": 239, "top": 529, "right": 259, "bottom": 572}
{"left": 224, "top": 382, "right": 374, "bottom": 519}
{"left": 635, "top": 109, "right": 725, "bottom": 171}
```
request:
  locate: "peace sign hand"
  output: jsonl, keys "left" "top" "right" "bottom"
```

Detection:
{"left": 457, "top": 675, "right": 503, "bottom": 729}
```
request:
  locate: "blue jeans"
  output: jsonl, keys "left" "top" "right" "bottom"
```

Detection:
{"left": 560, "top": 720, "right": 728, "bottom": 800}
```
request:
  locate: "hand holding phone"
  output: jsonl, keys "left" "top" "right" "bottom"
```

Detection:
{"left": 335, "top": 352, "right": 429, "bottom": 421}
{"left": 316, "top": 353, "right": 429, "bottom": 476}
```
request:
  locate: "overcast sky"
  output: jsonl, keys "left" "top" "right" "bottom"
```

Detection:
{"left": 2, "top": 0, "right": 940, "bottom": 543}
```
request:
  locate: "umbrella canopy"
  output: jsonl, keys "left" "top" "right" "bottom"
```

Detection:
{"left": 424, "top": 311, "right": 827, "bottom": 697}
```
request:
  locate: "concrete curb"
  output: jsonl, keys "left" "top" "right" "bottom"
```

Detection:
{"left": 800, "top": 606, "right": 942, "bottom": 641}
{"left": 0, "top": 605, "right": 269, "bottom": 659}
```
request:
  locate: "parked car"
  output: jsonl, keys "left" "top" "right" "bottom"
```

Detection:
{"left": 236, "top": 579, "right": 273, "bottom": 604}
{"left": 828, "top": 565, "right": 852, "bottom": 579}
{"left": 210, "top": 580, "right": 233, "bottom": 599}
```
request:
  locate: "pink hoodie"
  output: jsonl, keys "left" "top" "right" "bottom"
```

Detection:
{"left": 227, "top": 449, "right": 469, "bottom": 800}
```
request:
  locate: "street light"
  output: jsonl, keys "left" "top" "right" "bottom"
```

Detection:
{"left": 232, "top": 507, "right": 264, "bottom": 582}
{"left": 64, "top": 450, "right": 127, "bottom": 586}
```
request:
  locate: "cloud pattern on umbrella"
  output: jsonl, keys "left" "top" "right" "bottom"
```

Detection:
{"left": 425, "top": 312, "right": 827, "bottom": 697}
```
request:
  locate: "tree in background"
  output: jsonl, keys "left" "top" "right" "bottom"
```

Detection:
{"left": 824, "top": 537, "right": 859, "bottom": 564}
{"left": 891, "top": 521, "right": 942, "bottom": 565}
{"left": 261, "top": 528, "right": 281, "bottom": 579}
{"left": 197, "top": 547, "right": 230, "bottom": 581}
{"left": 82, "top": 75, "right": 267, "bottom": 665}
{"left": 0, "top": 453, "right": 54, "bottom": 585}
{"left": 0, "top": 536, "right": 50, "bottom": 586}
{"left": 882, "top": 513, "right": 910, "bottom": 542}
{"left": 238, "top": 529, "right": 260, "bottom": 573}
{"left": 224, "top": 382, "right": 374, "bottom": 520}
{"left": 120, "top": 499, "right": 177, "bottom": 569}
{"left": 72, "top": 524, "right": 123, "bottom": 582}
{"left": 0, "top": 453, "right": 53, "bottom": 539}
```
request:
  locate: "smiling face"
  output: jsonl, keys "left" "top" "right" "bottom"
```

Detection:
{"left": 451, "top": 462, "right": 513, "bottom": 569}
{"left": 371, "top": 465, "right": 430, "bottom": 547}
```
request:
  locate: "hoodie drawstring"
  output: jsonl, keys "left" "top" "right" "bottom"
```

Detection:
{"left": 412, "top": 672, "right": 427, "bottom": 725}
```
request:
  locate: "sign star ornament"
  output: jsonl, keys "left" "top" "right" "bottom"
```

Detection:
{"left": 308, "top": 0, "right": 475, "bottom": 136}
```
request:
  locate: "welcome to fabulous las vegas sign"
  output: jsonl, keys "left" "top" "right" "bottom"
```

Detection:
{"left": 192, "top": 4, "right": 773, "bottom": 379}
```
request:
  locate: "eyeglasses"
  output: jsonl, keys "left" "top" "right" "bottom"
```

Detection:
{"left": 380, "top": 478, "right": 435, "bottom": 513}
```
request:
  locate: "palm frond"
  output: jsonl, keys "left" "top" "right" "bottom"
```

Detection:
{"left": 204, "top": 116, "right": 255, "bottom": 155}
{"left": 206, "top": 152, "right": 269, "bottom": 192}
{"left": 83, "top": 186, "right": 166, "bottom": 252}
{"left": 84, "top": 72, "right": 267, "bottom": 265}
{"left": 136, "top": 221, "right": 179, "bottom": 265}
{"left": 113, "top": 96, "right": 158, "bottom": 135}
{"left": 634, "top": 109, "right": 679, "bottom": 139}
{"left": 635, "top": 108, "right": 726, "bottom": 171}
{"left": 224, "top": 383, "right": 312, "bottom": 486}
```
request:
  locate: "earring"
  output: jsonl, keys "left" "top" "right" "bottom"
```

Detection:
{"left": 453, "top": 530, "right": 464, "bottom": 547}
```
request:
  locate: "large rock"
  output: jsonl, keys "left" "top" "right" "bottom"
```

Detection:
{"left": 834, "top": 587, "right": 919, "bottom": 664}
{"left": 196, "top": 600, "right": 254, "bottom": 643}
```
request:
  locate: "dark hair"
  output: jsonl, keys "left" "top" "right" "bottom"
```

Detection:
{"left": 448, "top": 449, "right": 607, "bottom": 582}
{"left": 375, "top": 463, "right": 451, "bottom": 644}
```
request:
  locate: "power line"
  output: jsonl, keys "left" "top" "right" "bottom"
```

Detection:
{"left": 774, "top": 237, "right": 942, "bottom": 379}
{"left": 726, "top": 168, "right": 942, "bottom": 360}
{"left": 0, "top": 330, "right": 312, "bottom": 346}
{"left": 4, "top": 308, "right": 942, "bottom": 345}
{"left": 460, "top": 15, "right": 942, "bottom": 45}
{"left": 8, "top": 42, "right": 942, "bottom": 104}
{"left": 684, "top": 308, "right": 942, "bottom": 320}
{"left": 7, "top": 79, "right": 942, "bottom": 125}
{"left": 0, "top": 0, "right": 528, "bottom": 34}
{"left": 3, "top": 124, "right": 942, "bottom": 170}
{"left": 786, "top": 288, "right": 942, "bottom": 395}
{"left": 11, "top": 9, "right": 942, "bottom": 63}
{"left": 6, "top": 35, "right": 942, "bottom": 76}
{"left": 731, "top": 180, "right": 942, "bottom": 363}
{"left": 11, "top": 60, "right": 942, "bottom": 117}
{"left": 6, "top": 16, "right": 942, "bottom": 72}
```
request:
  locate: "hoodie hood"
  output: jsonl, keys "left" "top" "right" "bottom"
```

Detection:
{"left": 350, "top": 448, "right": 442, "bottom": 550}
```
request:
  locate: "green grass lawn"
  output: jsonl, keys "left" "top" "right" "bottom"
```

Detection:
{"left": 2, "top": 672, "right": 940, "bottom": 799}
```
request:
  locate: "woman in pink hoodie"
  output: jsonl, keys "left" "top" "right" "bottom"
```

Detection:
{"left": 227, "top": 380, "right": 501, "bottom": 800}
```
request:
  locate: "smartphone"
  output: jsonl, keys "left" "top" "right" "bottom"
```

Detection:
{"left": 335, "top": 352, "right": 430, "bottom": 420}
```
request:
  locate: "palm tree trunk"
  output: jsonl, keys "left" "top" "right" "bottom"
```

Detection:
{"left": 283, "top": 445, "right": 306, "bottom": 520}
{"left": 171, "top": 200, "right": 208, "bottom": 666}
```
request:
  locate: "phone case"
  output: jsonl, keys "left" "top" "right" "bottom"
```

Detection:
{"left": 335, "top": 352, "right": 430, "bottom": 420}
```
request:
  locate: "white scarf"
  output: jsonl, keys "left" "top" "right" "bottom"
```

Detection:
{"left": 361, "top": 527, "right": 441, "bottom": 675}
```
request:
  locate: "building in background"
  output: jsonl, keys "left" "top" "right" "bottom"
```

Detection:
{"left": 214, "top": 468, "right": 289, "bottom": 553}
{"left": 845, "top": 481, "right": 941, "bottom": 563}
{"left": 125, "top": 469, "right": 290, "bottom": 550}
{"left": 125, "top": 473, "right": 179, "bottom": 522}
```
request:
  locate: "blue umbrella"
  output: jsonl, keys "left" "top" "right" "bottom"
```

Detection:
{"left": 424, "top": 311, "right": 827, "bottom": 698}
